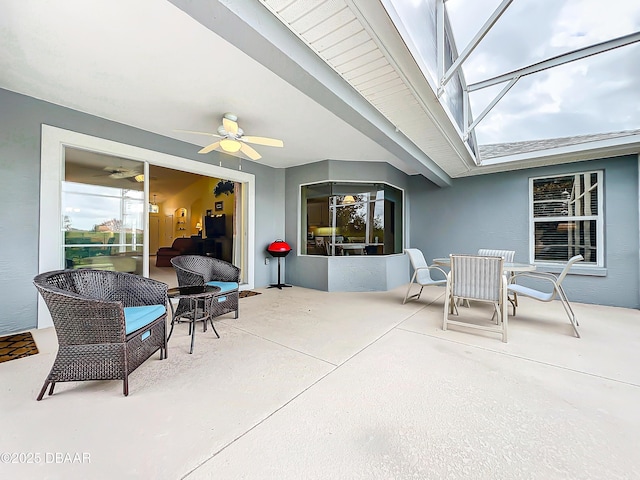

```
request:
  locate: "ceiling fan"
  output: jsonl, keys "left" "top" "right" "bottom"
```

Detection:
{"left": 99, "top": 167, "right": 144, "bottom": 182}
{"left": 176, "top": 113, "right": 284, "bottom": 160}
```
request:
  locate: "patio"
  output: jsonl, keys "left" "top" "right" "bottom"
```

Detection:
{"left": 1, "top": 285, "right": 639, "bottom": 479}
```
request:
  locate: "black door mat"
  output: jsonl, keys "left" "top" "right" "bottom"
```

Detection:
{"left": 0, "top": 332, "right": 39, "bottom": 363}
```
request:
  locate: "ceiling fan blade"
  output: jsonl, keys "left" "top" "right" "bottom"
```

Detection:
{"left": 240, "top": 143, "right": 262, "bottom": 160}
{"left": 198, "top": 141, "right": 221, "bottom": 154}
{"left": 110, "top": 172, "right": 138, "bottom": 179}
{"left": 174, "top": 129, "right": 221, "bottom": 138}
{"left": 242, "top": 136, "right": 284, "bottom": 148}
{"left": 223, "top": 117, "right": 238, "bottom": 135}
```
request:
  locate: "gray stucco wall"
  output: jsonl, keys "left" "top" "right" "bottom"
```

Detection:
{"left": 2, "top": 85, "right": 637, "bottom": 335}
{"left": 409, "top": 155, "right": 640, "bottom": 308}
{"left": 284, "top": 160, "right": 411, "bottom": 291}
{"left": 0, "top": 88, "right": 284, "bottom": 334}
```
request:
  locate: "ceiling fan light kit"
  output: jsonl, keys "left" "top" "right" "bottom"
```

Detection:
{"left": 220, "top": 138, "right": 242, "bottom": 153}
{"left": 176, "top": 113, "right": 283, "bottom": 161}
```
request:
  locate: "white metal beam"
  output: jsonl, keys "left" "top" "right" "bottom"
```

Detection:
{"left": 468, "top": 31, "right": 640, "bottom": 92}
{"left": 438, "top": 0, "right": 513, "bottom": 95}
{"left": 436, "top": 0, "right": 445, "bottom": 83}
{"left": 464, "top": 77, "right": 519, "bottom": 140}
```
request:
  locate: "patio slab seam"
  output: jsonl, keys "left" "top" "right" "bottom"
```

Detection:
{"left": 217, "top": 321, "right": 339, "bottom": 367}
{"left": 216, "top": 299, "right": 431, "bottom": 368}
{"left": 180, "top": 373, "right": 326, "bottom": 477}
{"left": 183, "top": 308, "right": 427, "bottom": 478}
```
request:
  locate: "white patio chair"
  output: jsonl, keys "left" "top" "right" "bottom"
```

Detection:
{"left": 479, "top": 248, "right": 517, "bottom": 308}
{"left": 403, "top": 248, "right": 447, "bottom": 304}
{"left": 443, "top": 255, "right": 508, "bottom": 342}
{"left": 477, "top": 249, "right": 515, "bottom": 262}
{"left": 507, "top": 254, "right": 583, "bottom": 338}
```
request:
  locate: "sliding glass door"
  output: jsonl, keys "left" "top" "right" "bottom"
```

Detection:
{"left": 63, "top": 148, "right": 144, "bottom": 274}
{"left": 40, "top": 126, "right": 256, "bottom": 330}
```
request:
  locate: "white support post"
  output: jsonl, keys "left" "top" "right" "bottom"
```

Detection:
{"left": 463, "top": 90, "right": 469, "bottom": 142}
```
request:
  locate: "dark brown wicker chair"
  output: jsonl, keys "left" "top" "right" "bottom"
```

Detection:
{"left": 33, "top": 269, "right": 168, "bottom": 400}
{"left": 170, "top": 255, "right": 240, "bottom": 321}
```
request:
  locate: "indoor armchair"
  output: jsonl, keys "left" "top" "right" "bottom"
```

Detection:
{"left": 155, "top": 237, "right": 200, "bottom": 267}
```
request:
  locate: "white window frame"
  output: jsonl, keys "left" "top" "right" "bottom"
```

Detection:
{"left": 529, "top": 170, "right": 604, "bottom": 268}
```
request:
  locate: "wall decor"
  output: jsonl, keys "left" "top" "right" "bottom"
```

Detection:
{"left": 215, "top": 201, "right": 223, "bottom": 211}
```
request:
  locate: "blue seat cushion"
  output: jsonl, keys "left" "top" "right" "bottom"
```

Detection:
{"left": 124, "top": 305, "right": 166, "bottom": 335}
{"left": 205, "top": 281, "right": 239, "bottom": 294}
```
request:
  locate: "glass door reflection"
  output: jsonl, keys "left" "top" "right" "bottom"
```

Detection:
{"left": 63, "top": 150, "right": 144, "bottom": 274}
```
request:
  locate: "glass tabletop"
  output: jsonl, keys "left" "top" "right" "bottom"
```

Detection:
{"left": 432, "top": 257, "right": 536, "bottom": 272}
{"left": 167, "top": 285, "right": 221, "bottom": 298}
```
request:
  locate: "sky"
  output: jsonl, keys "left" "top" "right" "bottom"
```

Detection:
{"left": 444, "top": 0, "right": 640, "bottom": 145}
{"left": 63, "top": 182, "right": 144, "bottom": 232}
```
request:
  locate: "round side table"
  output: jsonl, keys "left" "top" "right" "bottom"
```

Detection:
{"left": 167, "top": 285, "right": 221, "bottom": 354}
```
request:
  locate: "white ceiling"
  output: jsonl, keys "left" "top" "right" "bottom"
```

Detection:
{"left": 0, "top": 0, "right": 414, "bottom": 173}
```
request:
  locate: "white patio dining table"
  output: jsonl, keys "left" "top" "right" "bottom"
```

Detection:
{"left": 432, "top": 257, "right": 536, "bottom": 273}
{"left": 433, "top": 256, "right": 535, "bottom": 312}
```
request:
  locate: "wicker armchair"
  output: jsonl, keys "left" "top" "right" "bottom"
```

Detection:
{"left": 33, "top": 269, "right": 168, "bottom": 400}
{"left": 170, "top": 255, "right": 240, "bottom": 320}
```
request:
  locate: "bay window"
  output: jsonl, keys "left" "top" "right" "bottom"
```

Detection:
{"left": 301, "top": 182, "right": 403, "bottom": 256}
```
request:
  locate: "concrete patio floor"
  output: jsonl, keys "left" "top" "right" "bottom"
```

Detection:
{"left": 1, "top": 283, "right": 639, "bottom": 479}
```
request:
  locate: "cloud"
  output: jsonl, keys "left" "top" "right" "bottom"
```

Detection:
{"left": 446, "top": 0, "right": 640, "bottom": 144}
{"left": 552, "top": 0, "right": 640, "bottom": 48}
